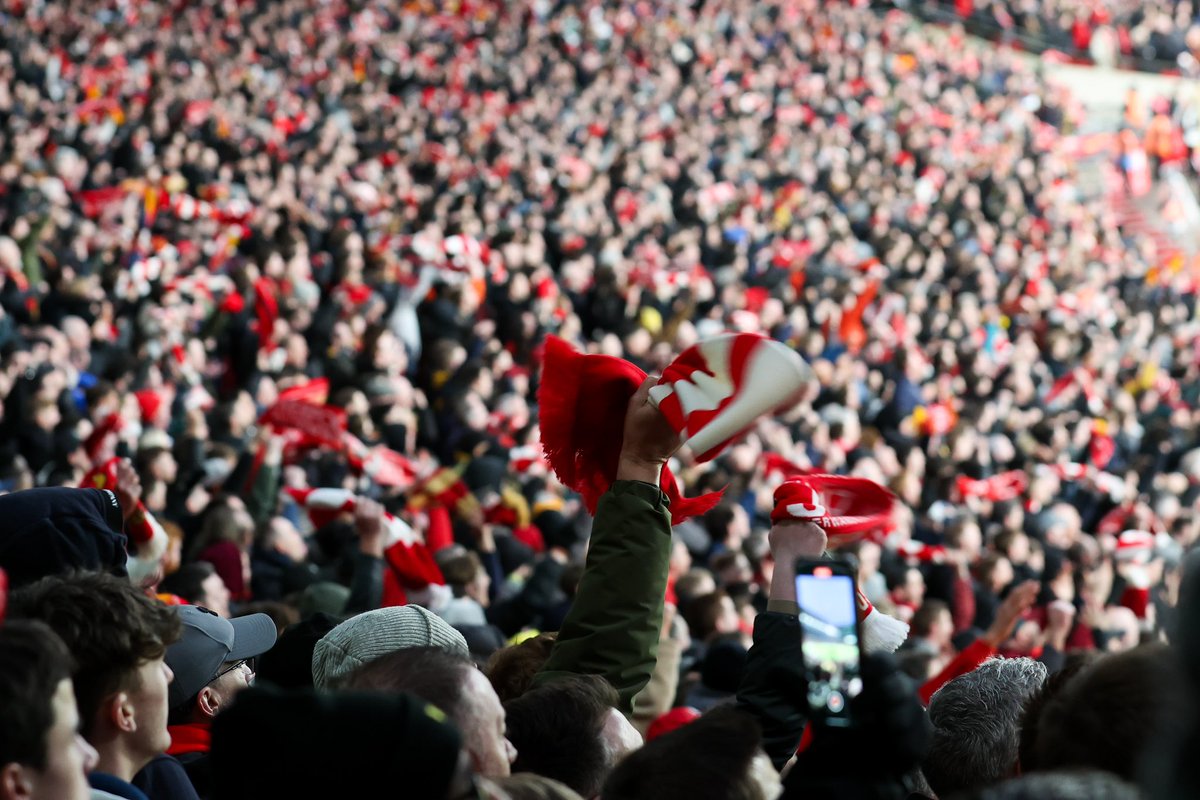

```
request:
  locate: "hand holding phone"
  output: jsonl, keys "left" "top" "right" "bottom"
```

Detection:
{"left": 795, "top": 558, "right": 863, "bottom": 727}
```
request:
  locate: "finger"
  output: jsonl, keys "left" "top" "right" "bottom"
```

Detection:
{"left": 629, "top": 375, "right": 657, "bottom": 406}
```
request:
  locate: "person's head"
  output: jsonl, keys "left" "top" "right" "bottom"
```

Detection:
{"left": 994, "top": 529, "right": 1030, "bottom": 565}
{"left": 165, "top": 606, "right": 278, "bottom": 727}
{"left": 602, "top": 706, "right": 779, "bottom": 800}
{"left": 1029, "top": 644, "right": 1181, "bottom": 781}
{"left": 9, "top": 572, "right": 181, "bottom": 777}
{"left": 257, "top": 516, "right": 308, "bottom": 563}
{"left": 923, "top": 657, "right": 1048, "bottom": 797}
{"left": 945, "top": 517, "right": 983, "bottom": 561}
{"left": 486, "top": 633, "right": 557, "bottom": 703}
{"left": 441, "top": 551, "right": 491, "bottom": 607}
{"left": 974, "top": 770, "right": 1142, "bottom": 800}
{"left": 505, "top": 675, "right": 641, "bottom": 798}
{"left": 681, "top": 590, "right": 741, "bottom": 643}
{"left": 159, "top": 562, "right": 232, "bottom": 618}
{"left": 341, "top": 646, "right": 517, "bottom": 777}
{"left": 191, "top": 498, "right": 256, "bottom": 559}
{"left": 890, "top": 565, "right": 926, "bottom": 606}
{"left": 673, "top": 568, "right": 717, "bottom": 607}
{"left": 977, "top": 553, "right": 1014, "bottom": 594}
{"left": 0, "top": 621, "right": 98, "bottom": 800}
{"left": 210, "top": 686, "right": 470, "bottom": 799}
{"left": 310, "top": 605, "right": 470, "bottom": 689}
{"left": 910, "top": 599, "right": 953, "bottom": 649}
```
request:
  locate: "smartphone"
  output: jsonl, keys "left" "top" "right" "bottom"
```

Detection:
{"left": 794, "top": 558, "right": 863, "bottom": 726}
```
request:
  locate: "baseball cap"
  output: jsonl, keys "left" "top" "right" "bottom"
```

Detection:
{"left": 167, "top": 606, "right": 278, "bottom": 709}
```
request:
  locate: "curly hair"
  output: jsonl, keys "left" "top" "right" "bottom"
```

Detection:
{"left": 9, "top": 571, "right": 181, "bottom": 739}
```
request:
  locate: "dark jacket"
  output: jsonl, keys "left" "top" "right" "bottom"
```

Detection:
{"left": 132, "top": 754, "right": 202, "bottom": 800}
{"left": 531, "top": 480, "right": 671, "bottom": 714}
{"left": 0, "top": 487, "right": 127, "bottom": 587}
{"left": 737, "top": 611, "right": 808, "bottom": 771}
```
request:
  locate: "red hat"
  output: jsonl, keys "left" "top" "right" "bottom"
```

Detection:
{"left": 646, "top": 707, "right": 701, "bottom": 742}
{"left": 770, "top": 475, "right": 895, "bottom": 537}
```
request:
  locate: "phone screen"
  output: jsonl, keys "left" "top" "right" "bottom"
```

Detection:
{"left": 795, "top": 566, "right": 862, "bottom": 724}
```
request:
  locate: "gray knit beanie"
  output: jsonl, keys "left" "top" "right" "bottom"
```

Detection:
{"left": 311, "top": 605, "right": 470, "bottom": 689}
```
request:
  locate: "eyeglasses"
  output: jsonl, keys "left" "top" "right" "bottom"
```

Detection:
{"left": 209, "top": 659, "right": 252, "bottom": 684}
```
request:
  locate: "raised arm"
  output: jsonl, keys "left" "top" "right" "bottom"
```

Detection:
{"left": 532, "top": 377, "right": 680, "bottom": 714}
{"left": 737, "top": 519, "right": 827, "bottom": 770}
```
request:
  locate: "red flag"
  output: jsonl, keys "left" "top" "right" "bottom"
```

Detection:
{"left": 261, "top": 401, "right": 347, "bottom": 448}
{"left": 956, "top": 470, "right": 1028, "bottom": 502}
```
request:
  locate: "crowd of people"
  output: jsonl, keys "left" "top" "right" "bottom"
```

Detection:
{"left": 1, "top": 0, "right": 1200, "bottom": 798}
{"left": 927, "top": 0, "right": 1200, "bottom": 71}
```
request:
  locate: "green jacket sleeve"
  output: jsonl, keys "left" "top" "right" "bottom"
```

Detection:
{"left": 532, "top": 480, "right": 671, "bottom": 714}
{"left": 736, "top": 611, "right": 809, "bottom": 771}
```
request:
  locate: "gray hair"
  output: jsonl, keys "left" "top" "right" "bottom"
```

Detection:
{"left": 978, "top": 770, "right": 1141, "bottom": 800}
{"left": 923, "top": 656, "right": 1048, "bottom": 797}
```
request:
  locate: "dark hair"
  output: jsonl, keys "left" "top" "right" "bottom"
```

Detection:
{"left": 159, "top": 562, "right": 217, "bottom": 604}
{"left": 1030, "top": 645, "right": 1181, "bottom": 780}
{"left": 673, "top": 569, "right": 716, "bottom": 607}
{"left": 602, "top": 706, "right": 764, "bottom": 800}
{"left": 486, "top": 633, "right": 557, "bottom": 703}
{"left": 235, "top": 602, "right": 299, "bottom": 637}
{"left": 1016, "top": 652, "right": 1097, "bottom": 774}
{"left": 910, "top": 600, "right": 950, "bottom": 638}
{"left": 9, "top": 571, "right": 181, "bottom": 739}
{"left": 680, "top": 590, "right": 730, "bottom": 643}
{"left": 341, "top": 647, "right": 475, "bottom": 723}
{"left": 0, "top": 620, "right": 75, "bottom": 770}
{"left": 441, "top": 552, "right": 484, "bottom": 590}
{"left": 703, "top": 505, "right": 737, "bottom": 545}
{"left": 505, "top": 675, "right": 619, "bottom": 798}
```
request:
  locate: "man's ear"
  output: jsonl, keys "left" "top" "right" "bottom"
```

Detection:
{"left": 109, "top": 692, "right": 137, "bottom": 734}
{"left": 197, "top": 686, "right": 221, "bottom": 719}
{"left": 0, "top": 761, "right": 35, "bottom": 800}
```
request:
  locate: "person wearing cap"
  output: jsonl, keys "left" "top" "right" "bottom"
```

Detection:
{"left": 133, "top": 606, "right": 276, "bottom": 800}
{"left": 7, "top": 572, "right": 181, "bottom": 800}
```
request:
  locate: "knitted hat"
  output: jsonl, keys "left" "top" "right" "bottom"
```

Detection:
{"left": 771, "top": 475, "right": 895, "bottom": 537}
{"left": 311, "top": 605, "right": 469, "bottom": 689}
{"left": 211, "top": 686, "right": 462, "bottom": 800}
{"left": 538, "top": 334, "right": 812, "bottom": 525}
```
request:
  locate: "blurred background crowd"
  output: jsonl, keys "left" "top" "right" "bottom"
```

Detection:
{"left": 1, "top": 0, "right": 1200, "bottom": 798}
